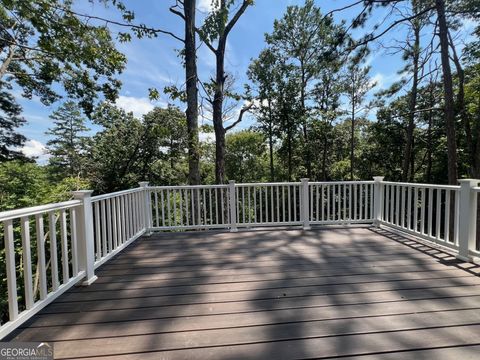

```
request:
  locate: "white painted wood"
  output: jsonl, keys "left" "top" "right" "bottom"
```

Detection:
{"left": 59, "top": 210, "right": 69, "bottom": 283}
{"left": 229, "top": 180, "right": 237, "bottom": 232}
{"left": 428, "top": 188, "right": 433, "bottom": 237}
{"left": 413, "top": 187, "right": 418, "bottom": 233}
{"left": 72, "top": 190, "right": 97, "bottom": 285}
{"left": 94, "top": 202, "right": 101, "bottom": 260}
{"left": 100, "top": 201, "right": 107, "bottom": 256}
{"left": 373, "top": 177, "right": 384, "bottom": 226}
{"left": 400, "top": 186, "right": 406, "bottom": 228}
{"left": 4, "top": 219, "right": 18, "bottom": 321}
{"left": 420, "top": 188, "right": 426, "bottom": 234}
{"left": 35, "top": 214, "right": 47, "bottom": 300}
{"left": 301, "top": 178, "right": 310, "bottom": 229}
{"left": 20, "top": 216, "right": 34, "bottom": 309}
{"left": 457, "top": 183, "right": 474, "bottom": 250}
{"left": 69, "top": 209, "right": 78, "bottom": 277}
{"left": 445, "top": 190, "right": 451, "bottom": 243}
{"left": 48, "top": 211, "right": 59, "bottom": 291}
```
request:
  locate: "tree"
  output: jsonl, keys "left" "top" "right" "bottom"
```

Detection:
{"left": 183, "top": 0, "right": 201, "bottom": 185}
{"left": 0, "top": 0, "right": 127, "bottom": 115}
{"left": 340, "top": 0, "right": 480, "bottom": 183}
{"left": 46, "top": 101, "right": 90, "bottom": 178}
{"left": 88, "top": 103, "right": 189, "bottom": 192}
{"left": 225, "top": 130, "right": 267, "bottom": 182}
{"left": 265, "top": 0, "right": 345, "bottom": 178}
{"left": 0, "top": 81, "right": 26, "bottom": 161}
{"left": 142, "top": 106, "right": 188, "bottom": 179}
{"left": 343, "top": 54, "right": 375, "bottom": 180}
{"left": 247, "top": 49, "right": 279, "bottom": 181}
{"left": 175, "top": 0, "right": 253, "bottom": 184}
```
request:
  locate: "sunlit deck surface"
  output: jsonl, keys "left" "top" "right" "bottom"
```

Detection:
{"left": 6, "top": 227, "right": 480, "bottom": 359}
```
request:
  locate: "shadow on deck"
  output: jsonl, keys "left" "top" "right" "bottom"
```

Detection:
{"left": 6, "top": 226, "right": 480, "bottom": 359}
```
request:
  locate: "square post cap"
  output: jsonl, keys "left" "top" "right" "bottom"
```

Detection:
{"left": 138, "top": 182, "right": 149, "bottom": 188}
{"left": 458, "top": 179, "right": 479, "bottom": 186}
{"left": 72, "top": 190, "right": 94, "bottom": 199}
{"left": 373, "top": 176, "right": 385, "bottom": 182}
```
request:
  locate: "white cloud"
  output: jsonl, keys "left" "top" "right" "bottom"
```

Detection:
{"left": 115, "top": 95, "right": 167, "bottom": 117}
{"left": 198, "top": 0, "right": 214, "bottom": 12}
{"left": 371, "top": 72, "right": 403, "bottom": 90}
{"left": 21, "top": 139, "right": 50, "bottom": 162}
{"left": 199, "top": 131, "right": 215, "bottom": 143}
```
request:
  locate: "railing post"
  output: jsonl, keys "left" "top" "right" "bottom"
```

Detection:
{"left": 229, "top": 180, "right": 238, "bottom": 232}
{"left": 301, "top": 178, "right": 311, "bottom": 230}
{"left": 373, "top": 176, "right": 385, "bottom": 227}
{"left": 457, "top": 179, "right": 478, "bottom": 261}
{"left": 139, "top": 181, "right": 152, "bottom": 234}
{"left": 72, "top": 190, "right": 97, "bottom": 285}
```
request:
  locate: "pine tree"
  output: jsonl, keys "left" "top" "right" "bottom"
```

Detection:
{"left": 0, "top": 82, "right": 26, "bottom": 161}
{"left": 46, "top": 101, "right": 90, "bottom": 178}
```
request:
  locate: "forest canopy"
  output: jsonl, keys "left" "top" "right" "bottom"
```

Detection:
{"left": 0, "top": 0, "right": 479, "bottom": 209}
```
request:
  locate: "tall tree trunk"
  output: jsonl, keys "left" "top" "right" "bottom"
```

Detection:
{"left": 402, "top": 18, "right": 420, "bottom": 182}
{"left": 426, "top": 83, "right": 434, "bottom": 183}
{"left": 350, "top": 88, "right": 355, "bottom": 181}
{"left": 435, "top": 0, "right": 458, "bottom": 185}
{"left": 213, "top": 40, "right": 227, "bottom": 184}
{"left": 184, "top": 0, "right": 201, "bottom": 185}
{"left": 300, "top": 66, "right": 311, "bottom": 178}
{"left": 268, "top": 100, "right": 275, "bottom": 182}
{"left": 448, "top": 31, "right": 474, "bottom": 177}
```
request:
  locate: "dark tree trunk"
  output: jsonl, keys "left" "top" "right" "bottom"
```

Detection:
{"left": 322, "top": 133, "right": 328, "bottom": 181}
{"left": 267, "top": 100, "right": 275, "bottom": 182}
{"left": 435, "top": 0, "right": 458, "bottom": 185}
{"left": 213, "top": 39, "right": 227, "bottom": 184}
{"left": 402, "top": 20, "right": 420, "bottom": 182}
{"left": 184, "top": 0, "right": 201, "bottom": 185}
{"left": 350, "top": 88, "right": 355, "bottom": 181}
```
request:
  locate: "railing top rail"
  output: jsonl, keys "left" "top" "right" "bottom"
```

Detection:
{"left": 236, "top": 182, "right": 301, "bottom": 187}
{"left": 381, "top": 180, "right": 460, "bottom": 190}
{"left": 0, "top": 199, "right": 82, "bottom": 222}
{"left": 309, "top": 180, "right": 375, "bottom": 185}
{"left": 91, "top": 187, "right": 143, "bottom": 202}
{"left": 472, "top": 186, "right": 480, "bottom": 192}
{"left": 148, "top": 184, "right": 229, "bottom": 190}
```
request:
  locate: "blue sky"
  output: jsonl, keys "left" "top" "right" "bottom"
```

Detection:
{"left": 16, "top": 0, "right": 477, "bottom": 161}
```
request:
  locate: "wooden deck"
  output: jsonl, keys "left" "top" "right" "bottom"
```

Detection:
{"left": 6, "top": 226, "right": 480, "bottom": 359}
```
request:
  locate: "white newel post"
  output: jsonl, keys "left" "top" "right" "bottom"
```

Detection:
{"left": 72, "top": 190, "right": 97, "bottom": 285}
{"left": 229, "top": 180, "right": 238, "bottom": 232}
{"left": 457, "top": 179, "right": 478, "bottom": 261}
{"left": 139, "top": 182, "right": 152, "bottom": 234}
{"left": 301, "top": 178, "right": 311, "bottom": 230}
{"left": 373, "top": 176, "right": 385, "bottom": 227}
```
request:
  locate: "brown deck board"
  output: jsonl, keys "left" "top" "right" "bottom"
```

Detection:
{"left": 6, "top": 226, "right": 480, "bottom": 359}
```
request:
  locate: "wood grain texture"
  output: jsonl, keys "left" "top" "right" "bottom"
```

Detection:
{"left": 6, "top": 226, "right": 480, "bottom": 360}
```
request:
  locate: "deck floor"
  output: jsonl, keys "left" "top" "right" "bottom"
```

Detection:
{"left": 6, "top": 226, "right": 480, "bottom": 359}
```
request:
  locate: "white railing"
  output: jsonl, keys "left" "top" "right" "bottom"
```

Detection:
{"left": 378, "top": 181, "right": 461, "bottom": 251}
{"left": 91, "top": 185, "right": 147, "bottom": 269}
{"left": 1, "top": 177, "right": 480, "bottom": 339}
{"left": 308, "top": 181, "right": 374, "bottom": 225}
{"left": 0, "top": 199, "right": 84, "bottom": 338}
{"left": 0, "top": 185, "right": 149, "bottom": 339}
{"left": 149, "top": 184, "right": 230, "bottom": 231}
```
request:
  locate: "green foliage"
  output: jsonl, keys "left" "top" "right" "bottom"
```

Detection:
{"left": 46, "top": 101, "right": 90, "bottom": 178}
{"left": 0, "top": 0, "right": 126, "bottom": 115}
{"left": 0, "top": 81, "right": 26, "bottom": 161}
{"left": 225, "top": 130, "right": 267, "bottom": 182}
{"left": 88, "top": 103, "right": 189, "bottom": 192}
